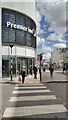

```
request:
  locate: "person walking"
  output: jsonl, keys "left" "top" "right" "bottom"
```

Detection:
{"left": 63, "top": 64, "right": 65, "bottom": 73}
{"left": 33, "top": 65, "right": 37, "bottom": 79}
{"left": 49, "top": 64, "right": 54, "bottom": 78}
{"left": 20, "top": 68, "right": 26, "bottom": 83}
{"left": 29, "top": 65, "right": 32, "bottom": 75}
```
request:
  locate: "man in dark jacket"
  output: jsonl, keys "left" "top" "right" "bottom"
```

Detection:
{"left": 33, "top": 65, "right": 37, "bottom": 79}
{"left": 49, "top": 64, "right": 54, "bottom": 78}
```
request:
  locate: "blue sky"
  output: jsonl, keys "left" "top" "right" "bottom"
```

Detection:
{"left": 36, "top": 1, "right": 67, "bottom": 61}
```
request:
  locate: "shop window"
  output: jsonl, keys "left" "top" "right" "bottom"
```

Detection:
{"left": 16, "top": 30, "right": 26, "bottom": 45}
{"left": 26, "top": 32, "right": 32, "bottom": 47}
{"left": 2, "top": 55, "right": 9, "bottom": 77}
{"left": 16, "top": 13, "right": 26, "bottom": 26}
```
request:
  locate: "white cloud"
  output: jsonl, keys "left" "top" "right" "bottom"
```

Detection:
{"left": 42, "top": 45, "right": 53, "bottom": 52}
{"left": 37, "top": 43, "right": 53, "bottom": 54}
{"left": 37, "top": 36, "right": 41, "bottom": 45}
{"left": 37, "top": 36, "right": 45, "bottom": 45}
{"left": 47, "top": 33, "right": 63, "bottom": 41}
{"left": 47, "top": 3, "right": 66, "bottom": 32}
{"left": 36, "top": 2, "right": 66, "bottom": 32}
{"left": 36, "top": 10, "right": 41, "bottom": 22}
{"left": 37, "top": 22, "right": 41, "bottom": 34}
{"left": 36, "top": 0, "right": 67, "bottom": 3}
{"left": 45, "top": 53, "right": 51, "bottom": 62}
{"left": 58, "top": 38, "right": 66, "bottom": 43}
{"left": 53, "top": 43, "right": 66, "bottom": 48}
{"left": 36, "top": 10, "right": 42, "bottom": 35}
{"left": 36, "top": 1, "right": 67, "bottom": 58}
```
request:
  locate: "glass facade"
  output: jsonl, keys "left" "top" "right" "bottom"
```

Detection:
{"left": 2, "top": 8, "right": 36, "bottom": 77}
{"left": 2, "top": 55, "right": 9, "bottom": 77}
{"left": 2, "top": 8, "right": 36, "bottom": 48}
{"left": 2, "top": 55, "right": 35, "bottom": 77}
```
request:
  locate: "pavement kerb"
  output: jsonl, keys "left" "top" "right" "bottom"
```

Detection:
{"left": 0, "top": 73, "right": 40, "bottom": 84}
{"left": 43, "top": 80, "right": 68, "bottom": 83}
{"left": 0, "top": 71, "right": 68, "bottom": 84}
{"left": 1, "top": 79, "right": 68, "bottom": 84}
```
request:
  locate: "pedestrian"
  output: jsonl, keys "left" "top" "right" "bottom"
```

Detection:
{"left": 29, "top": 65, "right": 32, "bottom": 75}
{"left": 63, "top": 64, "right": 65, "bottom": 73}
{"left": 49, "top": 64, "right": 54, "bottom": 78}
{"left": 20, "top": 67, "right": 26, "bottom": 83}
{"left": 39, "top": 66, "right": 41, "bottom": 74}
{"left": 43, "top": 66, "right": 45, "bottom": 72}
{"left": 33, "top": 65, "right": 37, "bottom": 79}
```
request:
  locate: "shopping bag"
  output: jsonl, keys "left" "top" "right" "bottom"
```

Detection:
{"left": 18, "top": 75, "right": 22, "bottom": 81}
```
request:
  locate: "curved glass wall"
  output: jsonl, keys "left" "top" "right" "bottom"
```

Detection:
{"left": 2, "top": 8, "right": 36, "bottom": 48}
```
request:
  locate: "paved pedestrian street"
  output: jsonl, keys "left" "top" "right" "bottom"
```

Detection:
{"left": 2, "top": 83, "right": 67, "bottom": 119}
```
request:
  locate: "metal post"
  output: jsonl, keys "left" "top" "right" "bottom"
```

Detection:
{"left": 40, "top": 60, "right": 42, "bottom": 81}
{"left": 9, "top": 45, "right": 13, "bottom": 81}
{"left": 39, "top": 54, "right": 42, "bottom": 82}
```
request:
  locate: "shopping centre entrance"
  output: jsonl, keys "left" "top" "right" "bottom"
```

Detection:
{"left": 2, "top": 55, "right": 35, "bottom": 77}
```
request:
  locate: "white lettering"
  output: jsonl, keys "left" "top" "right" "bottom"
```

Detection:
{"left": 28, "top": 27, "right": 33, "bottom": 34}
{"left": 14, "top": 24, "right": 17, "bottom": 29}
{"left": 6, "top": 21, "right": 36, "bottom": 37}
{"left": 11, "top": 23, "right": 14, "bottom": 28}
{"left": 17, "top": 25, "right": 21, "bottom": 29}
{"left": 22, "top": 27, "right": 27, "bottom": 31}
{"left": 7, "top": 21, "right": 11, "bottom": 27}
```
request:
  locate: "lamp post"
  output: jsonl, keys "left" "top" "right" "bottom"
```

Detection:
{"left": 9, "top": 45, "right": 14, "bottom": 81}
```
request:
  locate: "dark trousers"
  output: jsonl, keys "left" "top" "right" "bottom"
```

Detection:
{"left": 34, "top": 73, "right": 37, "bottom": 79}
{"left": 50, "top": 72, "right": 53, "bottom": 78}
{"left": 22, "top": 77, "right": 25, "bottom": 83}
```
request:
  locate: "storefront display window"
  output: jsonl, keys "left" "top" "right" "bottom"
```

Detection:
{"left": 17, "top": 58, "right": 27, "bottom": 75}
{"left": 2, "top": 55, "right": 34, "bottom": 77}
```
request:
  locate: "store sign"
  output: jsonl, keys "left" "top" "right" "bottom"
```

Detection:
{"left": 7, "top": 21, "right": 36, "bottom": 37}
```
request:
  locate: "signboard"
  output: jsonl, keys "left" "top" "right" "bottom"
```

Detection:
{"left": 7, "top": 21, "right": 36, "bottom": 37}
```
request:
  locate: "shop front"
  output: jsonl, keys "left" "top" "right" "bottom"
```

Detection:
{"left": 2, "top": 55, "right": 35, "bottom": 77}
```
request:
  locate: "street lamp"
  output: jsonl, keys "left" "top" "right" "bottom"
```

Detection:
{"left": 9, "top": 45, "right": 14, "bottom": 81}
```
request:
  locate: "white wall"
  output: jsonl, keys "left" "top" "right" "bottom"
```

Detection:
{"left": 2, "top": 46, "right": 35, "bottom": 58}
{"left": 26, "top": 48, "right": 35, "bottom": 57}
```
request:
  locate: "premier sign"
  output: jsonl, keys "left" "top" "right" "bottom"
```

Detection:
{"left": 7, "top": 21, "right": 36, "bottom": 37}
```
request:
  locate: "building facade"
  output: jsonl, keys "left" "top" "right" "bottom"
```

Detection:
{"left": 0, "top": 0, "right": 36, "bottom": 77}
{"left": 51, "top": 48, "right": 68, "bottom": 68}
{"left": 51, "top": 48, "right": 63, "bottom": 67}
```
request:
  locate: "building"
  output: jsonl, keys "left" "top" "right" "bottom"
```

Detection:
{"left": 0, "top": 0, "right": 36, "bottom": 77}
{"left": 62, "top": 48, "right": 68, "bottom": 69}
{"left": 51, "top": 48, "right": 64, "bottom": 67}
{"left": 51, "top": 48, "right": 68, "bottom": 68}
